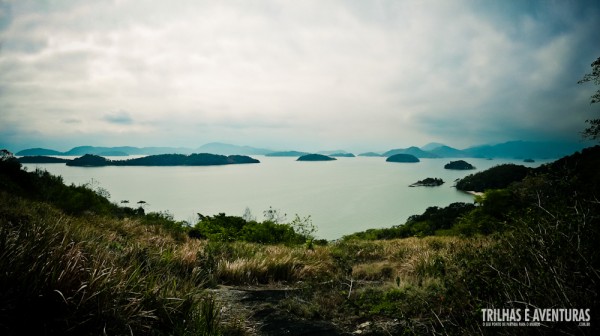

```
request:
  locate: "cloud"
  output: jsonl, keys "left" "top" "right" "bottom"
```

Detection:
{"left": 103, "top": 111, "right": 133, "bottom": 125}
{"left": 0, "top": 0, "right": 599, "bottom": 151}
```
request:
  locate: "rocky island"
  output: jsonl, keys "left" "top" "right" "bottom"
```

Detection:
{"left": 409, "top": 177, "right": 445, "bottom": 187}
{"left": 444, "top": 160, "right": 475, "bottom": 170}
{"left": 386, "top": 154, "right": 420, "bottom": 163}
{"left": 297, "top": 154, "right": 336, "bottom": 161}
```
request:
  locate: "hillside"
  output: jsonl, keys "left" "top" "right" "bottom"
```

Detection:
{"left": 2, "top": 147, "right": 599, "bottom": 335}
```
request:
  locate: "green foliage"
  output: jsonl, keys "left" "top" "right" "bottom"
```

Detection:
{"left": 578, "top": 56, "right": 600, "bottom": 140}
{"left": 456, "top": 163, "right": 531, "bottom": 192}
{"left": 190, "top": 212, "right": 309, "bottom": 245}
{"left": 343, "top": 202, "right": 476, "bottom": 240}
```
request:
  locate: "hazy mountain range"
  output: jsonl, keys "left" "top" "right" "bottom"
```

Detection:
{"left": 15, "top": 141, "right": 590, "bottom": 159}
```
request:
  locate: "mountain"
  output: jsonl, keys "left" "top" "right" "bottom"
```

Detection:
{"left": 358, "top": 152, "right": 383, "bottom": 157}
{"left": 330, "top": 153, "right": 355, "bottom": 157}
{"left": 383, "top": 146, "right": 439, "bottom": 158}
{"left": 317, "top": 150, "right": 349, "bottom": 155}
{"left": 16, "top": 148, "right": 63, "bottom": 156}
{"left": 420, "top": 142, "right": 446, "bottom": 151}
{"left": 429, "top": 145, "right": 468, "bottom": 158}
{"left": 196, "top": 142, "right": 272, "bottom": 155}
{"left": 265, "top": 151, "right": 309, "bottom": 157}
{"left": 463, "top": 141, "right": 587, "bottom": 159}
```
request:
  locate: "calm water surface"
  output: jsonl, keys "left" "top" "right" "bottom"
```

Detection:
{"left": 24, "top": 157, "right": 549, "bottom": 239}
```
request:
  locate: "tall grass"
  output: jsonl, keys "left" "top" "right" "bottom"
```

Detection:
{"left": 0, "top": 192, "right": 220, "bottom": 335}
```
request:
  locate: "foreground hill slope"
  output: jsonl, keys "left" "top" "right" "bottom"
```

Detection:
{"left": 1, "top": 147, "right": 599, "bottom": 335}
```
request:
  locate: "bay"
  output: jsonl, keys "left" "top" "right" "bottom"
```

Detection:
{"left": 23, "top": 157, "right": 549, "bottom": 240}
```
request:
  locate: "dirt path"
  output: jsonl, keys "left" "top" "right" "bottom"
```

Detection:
{"left": 209, "top": 285, "right": 346, "bottom": 336}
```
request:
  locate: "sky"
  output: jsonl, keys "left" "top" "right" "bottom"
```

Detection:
{"left": 1, "top": 0, "right": 599, "bottom": 153}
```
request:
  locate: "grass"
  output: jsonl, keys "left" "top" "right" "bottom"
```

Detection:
{"left": 0, "top": 192, "right": 219, "bottom": 335}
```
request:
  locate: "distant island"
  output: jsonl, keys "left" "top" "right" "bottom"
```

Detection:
{"left": 358, "top": 152, "right": 383, "bottom": 157}
{"left": 330, "top": 153, "right": 355, "bottom": 157}
{"left": 265, "top": 151, "right": 309, "bottom": 157}
{"left": 409, "top": 177, "right": 444, "bottom": 187}
{"left": 444, "top": 160, "right": 475, "bottom": 170}
{"left": 384, "top": 146, "right": 439, "bottom": 158}
{"left": 66, "top": 153, "right": 260, "bottom": 167}
{"left": 98, "top": 151, "right": 129, "bottom": 156}
{"left": 386, "top": 154, "right": 420, "bottom": 163}
{"left": 297, "top": 154, "right": 336, "bottom": 161}
{"left": 15, "top": 140, "right": 588, "bottom": 160}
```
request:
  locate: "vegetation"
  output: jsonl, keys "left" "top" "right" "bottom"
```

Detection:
{"left": 0, "top": 152, "right": 224, "bottom": 335}
{"left": 455, "top": 163, "right": 531, "bottom": 192}
{"left": 66, "top": 153, "right": 260, "bottom": 167}
{"left": 444, "top": 160, "right": 475, "bottom": 170}
{"left": 578, "top": 55, "right": 600, "bottom": 140}
{"left": 189, "top": 212, "right": 316, "bottom": 246}
{"left": 296, "top": 154, "right": 336, "bottom": 161}
{"left": 409, "top": 177, "right": 444, "bottom": 187}
{"left": 2, "top": 146, "right": 600, "bottom": 335}
{"left": 386, "top": 153, "right": 420, "bottom": 163}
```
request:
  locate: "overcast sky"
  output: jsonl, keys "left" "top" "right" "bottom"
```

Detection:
{"left": 1, "top": 0, "right": 599, "bottom": 152}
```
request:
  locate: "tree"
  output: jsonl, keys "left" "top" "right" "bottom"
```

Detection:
{"left": 578, "top": 56, "right": 600, "bottom": 140}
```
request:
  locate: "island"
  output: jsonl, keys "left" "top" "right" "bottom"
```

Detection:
{"left": 330, "top": 153, "right": 355, "bottom": 157}
{"left": 67, "top": 153, "right": 260, "bottom": 167}
{"left": 444, "top": 160, "right": 475, "bottom": 170}
{"left": 265, "top": 151, "right": 309, "bottom": 157}
{"left": 17, "top": 156, "right": 71, "bottom": 164}
{"left": 297, "top": 154, "right": 336, "bottom": 161}
{"left": 409, "top": 177, "right": 444, "bottom": 187}
{"left": 386, "top": 154, "right": 420, "bottom": 163}
{"left": 358, "top": 152, "right": 383, "bottom": 157}
{"left": 523, "top": 158, "right": 535, "bottom": 163}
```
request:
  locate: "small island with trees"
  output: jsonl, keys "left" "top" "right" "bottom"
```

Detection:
{"left": 444, "top": 160, "right": 475, "bottom": 170}
{"left": 409, "top": 177, "right": 445, "bottom": 187}
{"left": 386, "top": 153, "right": 420, "bottom": 163}
{"left": 297, "top": 154, "right": 336, "bottom": 161}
